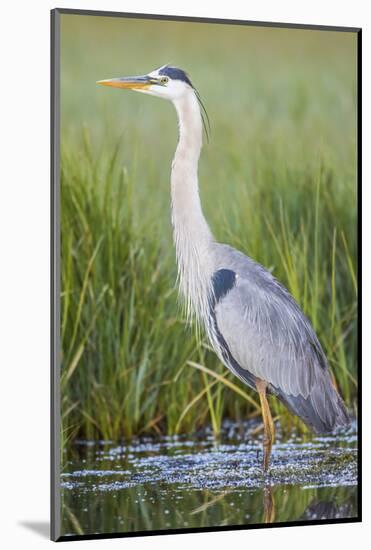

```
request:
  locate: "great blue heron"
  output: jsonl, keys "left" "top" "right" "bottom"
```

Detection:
{"left": 97, "top": 65, "right": 349, "bottom": 471}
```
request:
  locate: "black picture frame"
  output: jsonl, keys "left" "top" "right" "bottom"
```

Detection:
{"left": 51, "top": 8, "right": 362, "bottom": 542}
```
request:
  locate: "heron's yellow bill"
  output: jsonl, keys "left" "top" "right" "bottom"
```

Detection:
{"left": 96, "top": 76, "right": 152, "bottom": 90}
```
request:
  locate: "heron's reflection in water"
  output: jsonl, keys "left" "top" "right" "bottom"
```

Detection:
{"left": 263, "top": 485, "right": 275, "bottom": 523}
{"left": 262, "top": 485, "right": 354, "bottom": 524}
{"left": 189, "top": 483, "right": 276, "bottom": 523}
{"left": 300, "top": 499, "right": 355, "bottom": 521}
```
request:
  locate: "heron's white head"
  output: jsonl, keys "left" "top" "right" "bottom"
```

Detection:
{"left": 97, "top": 65, "right": 194, "bottom": 102}
{"left": 97, "top": 65, "right": 210, "bottom": 142}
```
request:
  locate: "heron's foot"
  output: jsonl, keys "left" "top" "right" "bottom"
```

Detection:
{"left": 262, "top": 435, "right": 273, "bottom": 472}
{"left": 256, "top": 446, "right": 271, "bottom": 474}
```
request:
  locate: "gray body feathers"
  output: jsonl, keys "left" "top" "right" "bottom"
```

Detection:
{"left": 206, "top": 243, "right": 349, "bottom": 434}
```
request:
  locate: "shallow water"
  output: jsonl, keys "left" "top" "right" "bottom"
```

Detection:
{"left": 61, "top": 420, "right": 358, "bottom": 537}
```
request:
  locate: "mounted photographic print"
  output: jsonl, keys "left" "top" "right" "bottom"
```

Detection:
{"left": 51, "top": 8, "right": 361, "bottom": 542}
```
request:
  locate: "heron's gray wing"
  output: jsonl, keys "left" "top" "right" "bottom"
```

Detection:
{"left": 213, "top": 269, "right": 319, "bottom": 398}
{"left": 211, "top": 245, "right": 349, "bottom": 432}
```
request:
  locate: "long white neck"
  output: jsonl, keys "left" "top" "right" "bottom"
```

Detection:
{"left": 171, "top": 91, "right": 215, "bottom": 321}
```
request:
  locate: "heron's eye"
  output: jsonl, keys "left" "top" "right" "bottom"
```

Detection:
{"left": 159, "top": 76, "right": 169, "bottom": 85}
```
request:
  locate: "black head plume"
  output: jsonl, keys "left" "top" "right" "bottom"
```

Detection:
{"left": 158, "top": 65, "right": 211, "bottom": 143}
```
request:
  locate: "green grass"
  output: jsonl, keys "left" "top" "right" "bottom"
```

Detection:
{"left": 59, "top": 15, "right": 357, "bottom": 447}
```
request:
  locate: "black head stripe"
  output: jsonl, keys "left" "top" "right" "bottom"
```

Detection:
{"left": 158, "top": 65, "right": 193, "bottom": 87}
{"left": 157, "top": 65, "right": 211, "bottom": 143}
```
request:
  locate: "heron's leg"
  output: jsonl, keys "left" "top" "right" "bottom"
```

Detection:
{"left": 256, "top": 379, "right": 275, "bottom": 472}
